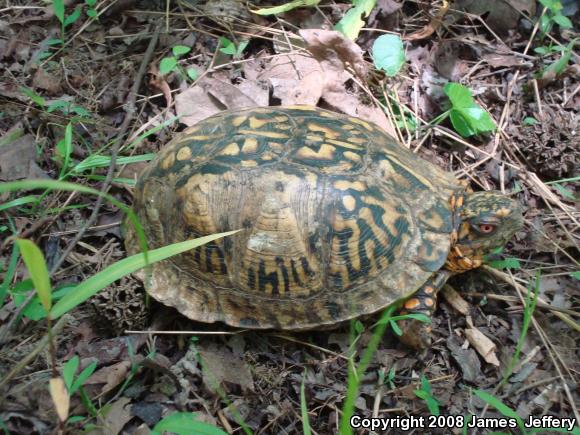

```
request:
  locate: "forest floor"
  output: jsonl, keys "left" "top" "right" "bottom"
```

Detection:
{"left": 0, "top": 0, "right": 578, "bottom": 434}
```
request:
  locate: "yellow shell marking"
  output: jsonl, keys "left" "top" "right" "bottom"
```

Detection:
{"left": 326, "top": 139, "right": 364, "bottom": 150}
{"left": 306, "top": 135, "right": 324, "bottom": 142}
{"left": 161, "top": 152, "right": 175, "bottom": 170}
{"left": 333, "top": 180, "right": 366, "bottom": 191}
{"left": 238, "top": 130, "right": 289, "bottom": 139}
{"left": 347, "top": 137, "right": 366, "bottom": 144}
{"left": 176, "top": 146, "right": 192, "bottom": 161}
{"left": 307, "top": 123, "right": 341, "bottom": 139}
{"left": 348, "top": 117, "right": 373, "bottom": 131}
{"left": 296, "top": 144, "right": 336, "bottom": 160}
{"left": 241, "top": 137, "right": 259, "bottom": 153}
{"left": 218, "top": 142, "right": 240, "bottom": 156}
{"left": 232, "top": 116, "right": 247, "bottom": 127}
{"left": 343, "top": 151, "right": 361, "bottom": 162}
{"left": 342, "top": 195, "right": 356, "bottom": 211}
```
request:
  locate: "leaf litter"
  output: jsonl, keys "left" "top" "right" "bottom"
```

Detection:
{"left": 0, "top": 0, "right": 578, "bottom": 433}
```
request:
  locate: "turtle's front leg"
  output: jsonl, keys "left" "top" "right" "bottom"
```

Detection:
{"left": 399, "top": 271, "right": 451, "bottom": 350}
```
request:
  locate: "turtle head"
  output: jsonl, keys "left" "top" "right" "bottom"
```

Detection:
{"left": 446, "top": 191, "right": 523, "bottom": 273}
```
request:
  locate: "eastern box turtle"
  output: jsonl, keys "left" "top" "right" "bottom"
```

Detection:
{"left": 126, "top": 106, "right": 523, "bottom": 348}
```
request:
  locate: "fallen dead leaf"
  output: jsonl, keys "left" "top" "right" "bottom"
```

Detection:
{"left": 92, "top": 397, "right": 133, "bottom": 435}
{"left": 175, "top": 86, "right": 222, "bottom": 126}
{"left": 0, "top": 128, "right": 49, "bottom": 181}
{"left": 198, "top": 342, "right": 254, "bottom": 394}
{"left": 442, "top": 285, "right": 470, "bottom": 315}
{"left": 85, "top": 360, "right": 132, "bottom": 395}
{"left": 446, "top": 336, "right": 483, "bottom": 383}
{"left": 199, "top": 77, "right": 259, "bottom": 109}
{"left": 32, "top": 68, "right": 62, "bottom": 95}
{"left": 452, "top": 0, "right": 536, "bottom": 35}
{"left": 465, "top": 327, "right": 500, "bottom": 366}
{"left": 405, "top": 0, "right": 450, "bottom": 41}
{"left": 147, "top": 63, "right": 173, "bottom": 107}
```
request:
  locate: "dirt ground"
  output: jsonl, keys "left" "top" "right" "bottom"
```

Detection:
{"left": 0, "top": 0, "right": 578, "bottom": 434}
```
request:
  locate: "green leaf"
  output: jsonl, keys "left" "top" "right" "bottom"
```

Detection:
{"left": 334, "top": 0, "right": 377, "bottom": 40}
{"left": 50, "top": 231, "right": 239, "bottom": 319}
{"left": 15, "top": 239, "right": 52, "bottom": 312}
{"left": 252, "top": 0, "right": 320, "bottom": 15}
{"left": 219, "top": 37, "right": 236, "bottom": 55}
{"left": 85, "top": 0, "right": 97, "bottom": 6}
{"left": 71, "top": 106, "right": 90, "bottom": 117}
{"left": 187, "top": 68, "right": 198, "bottom": 81}
{"left": 543, "top": 41, "right": 574, "bottom": 77}
{"left": 70, "top": 361, "right": 97, "bottom": 394}
{"left": 20, "top": 87, "right": 46, "bottom": 107}
{"left": 570, "top": 271, "right": 580, "bottom": 280}
{"left": 552, "top": 14, "right": 572, "bottom": 28}
{"left": 63, "top": 356, "right": 79, "bottom": 391}
{"left": 354, "top": 320, "right": 364, "bottom": 334}
{"left": 47, "top": 100, "right": 70, "bottom": 114}
{"left": 414, "top": 375, "right": 440, "bottom": 415}
{"left": 300, "top": 371, "right": 311, "bottom": 435}
{"left": 534, "top": 46, "right": 549, "bottom": 55}
{"left": 488, "top": 257, "right": 521, "bottom": 270}
{"left": 53, "top": 0, "right": 65, "bottom": 24}
{"left": 64, "top": 7, "right": 82, "bottom": 27}
{"left": 523, "top": 116, "right": 537, "bottom": 125}
{"left": 449, "top": 110, "right": 476, "bottom": 137}
{"left": 56, "top": 123, "right": 73, "bottom": 176}
{"left": 47, "top": 38, "right": 63, "bottom": 46}
{"left": 236, "top": 40, "right": 249, "bottom": 57}
{"left": 152, "top": 412, "right": 228, "bottom": 435}
{"left": 444, "top": 83, "right": 474, "bottom": 108}
{"left": 473, "top": 389, "right": 523, "bottom": 428}
{"left": 159, "top": 56, "right": 177, "bottom": 75}
{"left": 86, "top": 9, "right": 98, "bottom": 18}
{"left": 389, "top": 319, "right": 402, "bottom": 336}
{"left": 172, "top": 45, "right": 191, "bottom": 57}
{"left": 0, "top": 195, "right": 38, "bottom": 213}
{"left": 372, "top": 34, "right": 405, "bottom": 77}
{"left": 552, "top": 183, "right": 575, "bottom": 200}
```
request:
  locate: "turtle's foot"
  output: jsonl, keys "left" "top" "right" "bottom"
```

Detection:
{"left": 399, "top": 318, "right": 433, "bottom": 350}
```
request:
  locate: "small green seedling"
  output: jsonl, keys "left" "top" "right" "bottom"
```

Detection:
{"left": 485, "top": 247, "right": 521, "bottom": 270}
{"left": 52, "top": 0, "right": 82, "bottom": 46}
{"left": 372, "top": 34, "right": 405, "bottom": 77}
{"left": 335, "top": 0, "right": 376, "bottom": 40}
{"left": 432, "top": 83, "right": 495, "bottom": 137}
{"left": 538, "top": 0, "right": 573, "bottom": 34}
{"left": 160, "top": 45, "right": 197, "bottom": 81}
{"left": 413, "top": 375, "right": 440, "bottom": 416}
{"left": 219, "top": 37, "right": 249, "bottom": 59}
{"left": 523, "top": 116, "right": 538, "bottom": 125}
{"left": 85, "top": 0, "right": 98, "bottom": 18}
{"left": 300, "top": 370, "right": 312, "bottom": 435}
{"left": 62, "top": 355, "right": 97, "bottom": 399}
{"left": 151, "top": 412, "right": 228, "bottom": 435}
{"left": 545, "top": 176, "right": 578, "bottom": 201}
{"left": 537, "top": 39, "right": 575, "bottom": 80}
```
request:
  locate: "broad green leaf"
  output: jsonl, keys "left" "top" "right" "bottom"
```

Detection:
{"left": 253, "top": 0, "right": 320, "bottom": 15}
{"left": 570, "top": 271, "right": 580, "bottom": 280}
{"left": 187, "top": 68, "right": 198, "bottom": 81}
{"left": 219, "top": 37, "right": 236, "bottom": 55}
{"left": 152, "top": 412, "right": 228, "bottom": 435}
{"left": 523, "top": 116, "right": 537, "bottom": 125}
{"left": 53, "top": 0, "right": 65, "bottom": 24}
{"left": 335, "top": 0, "right": 376, "bottom": 40}
{"left": 444, "top": 83, "right": 473, "bottom": 108}
{"left": 449, "top": 110, "right": 476, "bottom": 137}
{"left": 70, "top": 361, "right": 97, "bottom": 394}
{"left": 47, "top": 100, "right": 69, "bottom": 113}
{"left": 50, "top": 231, "right": 239, "bottom": 319}
{"left": 63, "top": 356, "right": 79, "bottom": 391}
{"left": 15, "top": 239, "right": 52, "bottom": 312}
{"left": 87, "top": 9, "right": 98, "bottom": 18}
{"left": 172, "top": 45, "right": 191, "bottom": 56}
{"left": 372, "top": 34, "right": 405, "bottom": 76}
{"left": 543, "top": 40, "right": 574, "bottom": 77}
{"left": 159, "top": 56, "right": 177, "bottom": 75}
{"left": 20, "top": 87, "right": 46, "bottom": 107}
{"left": 86, "top": 0, "right": 97, "bottom": 6}
{"left": 236, "top": 40, "right": 249, "bottom": 57}
{"left": 389, "top": 319, "right": 402, "bottom": 336}
{"left": 488, "top": 257, "right": 521, "bottom": 270}
{"left": 71, "top": 106, "right": 90, "bottom": 117}
{"left": 64, "top": 7, "right": 81, "bottom": 27}
{"left": 552, "top": 14, "right": 572, "bottom": 28}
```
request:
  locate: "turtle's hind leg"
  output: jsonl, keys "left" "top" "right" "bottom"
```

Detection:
{"left": 398, "top": 271, "right": 450, "bottom": 350}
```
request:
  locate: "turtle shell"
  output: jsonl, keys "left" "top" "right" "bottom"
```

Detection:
{"left": 125, "top": 106, "right": 465, "bottom": 329}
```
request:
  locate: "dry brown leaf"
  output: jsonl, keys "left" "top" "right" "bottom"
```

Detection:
{"left": 49, "top": 378, "right": 69, "bottom": 423}
{"left": 32, "top": 68, "right": 62, "bottom": 95}
{"left": 199, "top": 77, "right": 258, "bottom": 109}
{"left": 94, "top": 397, "right": 133, "bottom": 435}
{"left": 299, "top": 29, "right": 368, "bottom": 79}
{"left": 442, "top": 285, "right": 470, "bottom": 315}
{"left": 0, "top": 129, "right": 49, "bottom": 181}
{"left": 147, "top": 63, "right": 172, "bottom": 107}
{"left": 175, "top": 86, "right": 222, "bottom": 126}
{"left": 198, "top": 342, "right": 254, "bottom": 393}
{"left": 260, "top": 53, "right": 324, "bottom": 106}
{"left": 405, "top": 0, "right": 449, "bottom": 41}
{"left": 465, "top": 327, "right": 500, "bottom": 366}
{"left": 86, "top": 360, "right": 132, "bottom": 395}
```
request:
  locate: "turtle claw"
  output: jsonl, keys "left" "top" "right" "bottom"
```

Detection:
{"left": 399, "top": 318, "right": 433, "bottom": 350}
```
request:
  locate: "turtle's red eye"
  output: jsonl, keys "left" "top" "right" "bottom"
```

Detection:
{"left": 479, "top": 224, "right": 496, "bottom": 234}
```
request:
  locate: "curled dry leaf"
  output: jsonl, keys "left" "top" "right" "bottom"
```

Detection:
{"left": 442, "top": 285, "right": 470, "bottom": 315}
{"left": 465, "top": 327, "right": 500, "bottom": 366}
{"left": 85, "top": 360, "right": 132, "bottom": 395}
{"left": 147, "top": 62, "right": 173, "bottom": 107}
{"left": 405, "top": 0, "right": 450, "bottom": 41}
{"left": 198, "top": 342, "right": 254, "bottom": 394}
{"left": 49, "top": 377, "right": 69, "bottom": 423}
